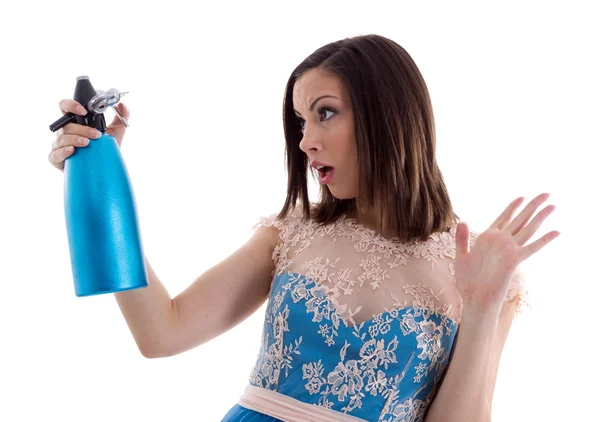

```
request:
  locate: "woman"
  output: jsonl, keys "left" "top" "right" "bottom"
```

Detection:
{"left": 48, "top": 34, "right": 559, "bottom": 421}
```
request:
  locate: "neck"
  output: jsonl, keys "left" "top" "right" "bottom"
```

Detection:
{"left": 350, "top": 204, "right": 397, "bottom": 239}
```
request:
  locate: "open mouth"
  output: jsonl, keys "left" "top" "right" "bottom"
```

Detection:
{"left": 317, "top": 166, "right": 334, "bottom": 177}
{"left": 316, "top": 166, "right": 335, "bottom": 184}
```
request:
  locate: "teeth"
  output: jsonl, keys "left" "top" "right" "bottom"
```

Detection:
{"left": 317, "top": 165, "right": 325, "bottom": 170}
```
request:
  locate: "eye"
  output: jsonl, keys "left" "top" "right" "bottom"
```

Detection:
{"left": 297, "top": 107, "right": 336, "bottom": 133}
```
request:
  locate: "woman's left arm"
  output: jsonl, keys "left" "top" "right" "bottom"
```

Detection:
{"left": 426, "top": 192, "right": 559, "bottom": 422}
{"left": 425, "top": 299, "right": 517, "bottom": 422}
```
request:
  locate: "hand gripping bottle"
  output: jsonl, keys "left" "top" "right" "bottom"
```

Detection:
{"left": 49, "top": 75, "right": 149, "bottom": 296}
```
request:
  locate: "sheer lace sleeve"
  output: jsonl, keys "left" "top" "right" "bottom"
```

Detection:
{"left": 251, "top": 207, "right": 303, "bottom": 245}
{"left": 251, "top": 207, "right": 304, "bottom": 279}
{"left": 252, "top": 211, "right": 286, "bottom": 236}
{"left": 506, "top": 265, "right": 532, "bottom": 316}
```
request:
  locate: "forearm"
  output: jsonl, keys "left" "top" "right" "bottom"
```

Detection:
{"left": 425, "top": 307, "right": 499, "bottom": 422}
{"left": 113, "top": 256, "right": 175, "bottom": 358}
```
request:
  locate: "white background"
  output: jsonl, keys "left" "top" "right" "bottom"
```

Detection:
{"left": 1, "top": 0, "right": 597, "bottom": 421}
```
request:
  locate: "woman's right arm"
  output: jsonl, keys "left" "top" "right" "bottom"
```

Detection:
{"left": 50, "top": 99, "right": 279, "bottom": 359}
{"left": 115, "top": 224, "right": 278, "bottom": 358}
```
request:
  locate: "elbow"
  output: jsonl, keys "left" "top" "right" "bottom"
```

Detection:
{"left": 139, "top": 342, "right": 159, "bottom": 358}
{"left": 138, "top": 338, "right": 173, "bottom": 359}
{"left": 140, "top": 344, "right": 173, "bottom": 359}
{"left": 145, "top": 303, "right": 178, "bottom": 359}
{"left": 140, "top": 347, "right": 159, "bottom": 359}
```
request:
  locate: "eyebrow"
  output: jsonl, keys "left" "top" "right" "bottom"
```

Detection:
{"left": 293, "top": 95, "right": 339, "bottom": 116}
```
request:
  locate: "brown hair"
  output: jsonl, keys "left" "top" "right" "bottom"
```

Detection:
{"left": 276, "top": 34, "right": 460, "bottom": 243}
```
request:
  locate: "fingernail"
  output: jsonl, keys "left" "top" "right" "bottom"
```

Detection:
{"left": 77, "top": 106, "right": 87, "bottom": 115}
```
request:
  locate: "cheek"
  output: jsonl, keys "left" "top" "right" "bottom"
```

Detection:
{"left": 337, "top": 146, "right": 359, "bottom": 189}
{"left": 344, "top": 139, "right": 359, "bottom": 171}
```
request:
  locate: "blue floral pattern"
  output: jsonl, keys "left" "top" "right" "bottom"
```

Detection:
{"left": 239, "top": 206, "right": 530, "bottom": 421}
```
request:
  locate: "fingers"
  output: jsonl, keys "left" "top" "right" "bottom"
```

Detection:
{"left": 455, "top": 221, "right": 470, "bottom": 256}
{"left": 48, "top": 131, "right": 99, "bottom": 171}
{"left": 59, "top": 99, "right": 88, "bottom": 116}
{"left": 118, "top": 102, "right": 130, "bottom": 118}
{"left": 118, "top": 102, "right": 130, "bottom": 124}
{"left": 505, "top": 193, "right": 550, "bottom": 235}
{"left": 489, "top": 196, "right": 525, "bottom": 232}
{"left": 52, "top": 123, "right": 102, "bottom": 148}
{"left": 492, "top": 192, "right": 558, "bottom": 261}
{"left": 107, "top": 102, "right": 130, "bottom": 128}
{"left": 48, "top": 144, "right": 75, "bottom": 172}
{"left": 514, "top": 203, "right": 554, "bottom": 243}
{"left": 519, "top": 229, "right": 560, "bottom": 261}
{"left": 50, "top": 99, "right": 103, "bottom": 171}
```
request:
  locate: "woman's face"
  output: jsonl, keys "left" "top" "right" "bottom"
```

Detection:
{"left": 293, "top": 68, "right": 359, "bottom": 199}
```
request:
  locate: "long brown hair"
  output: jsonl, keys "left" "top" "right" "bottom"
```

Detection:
{"left": 276, "top": 34, "right": 460, "bottom": 243}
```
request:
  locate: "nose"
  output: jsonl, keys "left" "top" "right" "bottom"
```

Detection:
{"left": 298, "top": 126, "right": 322, "bottom": 154}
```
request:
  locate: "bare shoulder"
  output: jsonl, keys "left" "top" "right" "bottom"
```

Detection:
{"left": 254, "top": 221, "right": 282, "bottom": 248}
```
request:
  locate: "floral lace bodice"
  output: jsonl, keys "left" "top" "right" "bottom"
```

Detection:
{"left": 244, "top": 206, "right": 530, "bottom": 421}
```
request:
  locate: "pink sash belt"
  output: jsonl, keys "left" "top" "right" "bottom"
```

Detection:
{"left": 237, "top": 384, "right": 368, "bottom": 422}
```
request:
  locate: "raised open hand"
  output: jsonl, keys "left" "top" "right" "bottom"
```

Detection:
{"left": 454, "top": 193, "right": 560, "bottom": 315}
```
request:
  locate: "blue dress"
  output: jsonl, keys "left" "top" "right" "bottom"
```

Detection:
{"left": 222, "top": 206, "right": 529, "bottom": 421}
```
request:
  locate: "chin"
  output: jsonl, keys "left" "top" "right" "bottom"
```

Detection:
{"left": 326, "top": 186, "right": 356, "bottom": 200}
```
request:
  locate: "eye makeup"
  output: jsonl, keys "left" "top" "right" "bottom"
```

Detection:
{"left": 296, "top": 106, "right": 337, "bottom": 131}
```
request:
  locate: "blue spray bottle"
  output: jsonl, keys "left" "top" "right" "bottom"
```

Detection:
{"left": 49, "top": 75, "right": 149, "bottom": 296}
